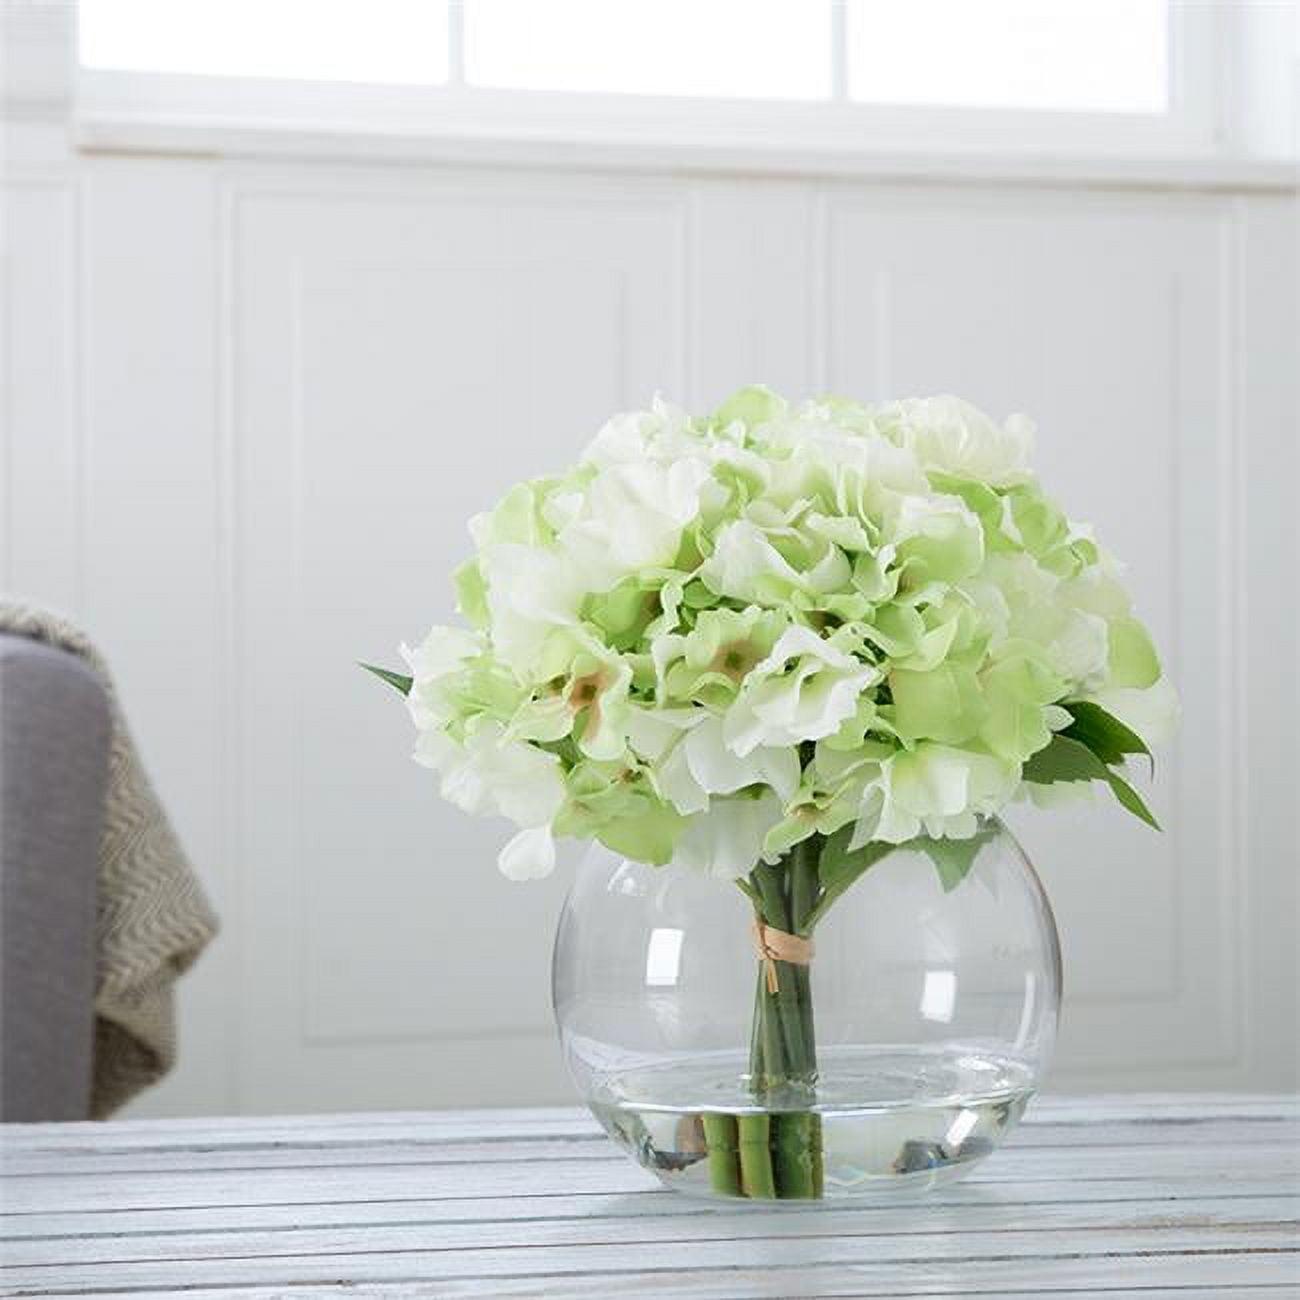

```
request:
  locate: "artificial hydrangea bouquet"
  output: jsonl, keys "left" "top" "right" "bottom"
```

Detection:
{"left": 367, "top": 388, "right": 1175, "bottom": 1198}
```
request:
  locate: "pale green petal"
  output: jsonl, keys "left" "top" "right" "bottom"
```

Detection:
{"left": 712, "top": 385, "right": 788, "bottom": 433}
{"left": 892, "top": 494, "right": 985, "bottom": 585}
{"left": 889, "top": 662, "right": 986, "bottom": 746}
{"left": 1106, "top": 616, "right": 1161, "bottom": 689}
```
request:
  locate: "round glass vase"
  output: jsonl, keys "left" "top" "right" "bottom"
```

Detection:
{"left": 552, "top": 817, "right": 1061, "bottom": 1203}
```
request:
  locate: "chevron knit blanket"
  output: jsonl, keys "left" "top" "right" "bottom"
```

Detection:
{"left": 0, "top": 603, "right": 218, "bottom": 1116}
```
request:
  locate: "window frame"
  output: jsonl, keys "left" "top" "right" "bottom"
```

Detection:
{"left": 68, "top": 3, "right": 1283, "bottom": 171}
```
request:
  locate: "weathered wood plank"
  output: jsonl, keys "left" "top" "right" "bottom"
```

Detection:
{"left": 4, "top": 1180, "right": 1293, "bottom": 1242}
{"left": 0, "top": 1228, "right": 1295, "bottom": 1293}
{"left": 1, "top": 1096, "right": 1296, "bottom": 1296}
{"left": 0, "top": 1110, "right": 601, "bottom": 1153}
{"left": 428, "top": 1259, "right": 1300, "bottom": 1300}
{"left": 1, "top": 1094, "right": 1293, "bottom": 1154}
{"left": 3, "top": 1195, "right": 1295, "bottom": 1268}
{"left": 2, "top": 1150, "right": 1297, "bottom": 1217}
{"left": 5, "top": 1116, "right": 1295, "bottom": 1178}
{"left": 154, "top": 1287, "right": 1299, "bottom": 1300}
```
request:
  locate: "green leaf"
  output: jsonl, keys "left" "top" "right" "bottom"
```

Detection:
{"left": 1021, "top": 734, "right": 1110, "bottom": 784}
{"left": 806, "top": 827, "right": 893, "bottom": 930}
{"left": 1062, "top": 700, "right": 1153, "bottom": 773}
{"left": 916, "top": 827, "right": 996, "bottom": 893}
{"left": 1022, "top": 733, "right": 1161, "bottom": 832}
{"left": 360, "top": 662, "right": 412, "bottom": 696}
{"left": 1104, "top": 767, "right": 1161, "bottom": 831}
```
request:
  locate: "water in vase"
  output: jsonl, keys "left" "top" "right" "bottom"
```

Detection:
{"left": 589, "top": 1044, "right": 1035, "bottom": 1199}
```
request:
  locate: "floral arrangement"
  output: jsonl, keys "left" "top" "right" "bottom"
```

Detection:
{"left": 367, "top": 387, "right": 1175, "bottom": 1198}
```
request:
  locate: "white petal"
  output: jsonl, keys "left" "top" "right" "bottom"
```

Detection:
{"left": 657, "top": 739, "right": 710, "bottom": 815}
{"left": 490, "top": 744, "right": 566, "bottom": 826}
{"left": 498, "top": 827, "right": 556, "bottom": 881}
{"left": 400, "top": 626, "right": 480, "bottom": 680}
{"left": 1089, "top": 677, "right": 1180, "bottom": 750}
{"left": 675, "top": 793, "right": 784, "bottom": 881}
{"left": 685, "top": 716, "right": 802, "bottom": 803}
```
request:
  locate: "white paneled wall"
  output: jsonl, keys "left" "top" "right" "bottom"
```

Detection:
{"left": 3, "top": 93, "right": 1297, "bottom": 1113}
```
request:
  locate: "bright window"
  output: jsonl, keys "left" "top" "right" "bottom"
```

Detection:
{"left": 79, "top": 0, "right": 450, "bottom": 84}
{"left": 847, "top": 0, "right": 1170, "bottom": 114}
{"left": 465, "top": 1, "right": 830, "bottom": 101}
{"left": 79, "top": 0, "right": 1172, "bottom": 114}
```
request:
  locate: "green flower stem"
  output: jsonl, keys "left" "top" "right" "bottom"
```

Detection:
{"left": 773, "top": 1111, "right": 817, "bottom": 1199}
{"left": 739, "top": 840, "right": 827, "bottom": 1200}
{"left": 809, "top": 1112, "right": 824, "bottom": 1197}
{"left": 756, "top": 967, "right": 787, "bottom": 1085}
{"left": 752, "top": 862, "right": 808, "bottom": 1079}
{"left": 739, "top": 968, "right": 780, "bottom": 1200}
{"left": 737, "top": 1114, "right": 776, "bottom": 1199}
{"left": 789, "top": 839, "right": 820, "bottom": 1071}
{"left": 700, "top": 1113, "right": 741, "bottom": 1198}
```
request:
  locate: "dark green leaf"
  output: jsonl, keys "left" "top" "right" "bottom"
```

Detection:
{"left": 916, "top": 828, "right": 996, "bottom": 893}
{"left": 360, "top": 662, "right": 412, "bottom": 696}
{"left": 1104, "top": 768, "right": 1161, "bottom": 830}
{"left": 1021, "top": 734, "right": 1110, "bottom": 785}
{"left": 817, "top": 825, "right": 888, "bottom": 891}
{"left": 1062, "top": 700, "right": 1153, "bottom": 773}
{"left": 1023, "top": 732, "right": 1161, "bottom": 832}
{"left": 806, "top": 828, "right": 892, "bottom": 930}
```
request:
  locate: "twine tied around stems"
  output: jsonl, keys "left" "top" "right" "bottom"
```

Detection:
{"left": 751, "top": 919, "right": 814, "bottom": 994}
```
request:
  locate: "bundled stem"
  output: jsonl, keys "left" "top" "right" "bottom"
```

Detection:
{"left": 700, "top": 834, "right": 827, "bottom": 1200}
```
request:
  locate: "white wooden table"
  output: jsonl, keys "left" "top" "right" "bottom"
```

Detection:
{"left": 1, "top": 1095, "right": 1296, "bottom": 1297}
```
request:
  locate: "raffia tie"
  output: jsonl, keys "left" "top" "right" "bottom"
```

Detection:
{"left": 751, "top": 920, "right": 815, "bottom": 995}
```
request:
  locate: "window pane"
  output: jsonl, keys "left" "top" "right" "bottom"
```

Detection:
{"left": 847, "top": 0, "right": 1168, "bottom": 113}
{"left": 465, "top": 0, "right": 830, "bottom": 100}
{"left": 79, "top": 0, "right": 449, "bottom": 84}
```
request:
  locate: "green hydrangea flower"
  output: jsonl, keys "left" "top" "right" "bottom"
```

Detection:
{"left": 377, "top": 388, "right": 1177, "bottom": 879}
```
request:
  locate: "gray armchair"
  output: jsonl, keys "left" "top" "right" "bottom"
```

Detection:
{"left": 0, "top": 634, "right": 110, "bottom": 1120}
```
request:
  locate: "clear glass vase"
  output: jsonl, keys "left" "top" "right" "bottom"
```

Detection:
{"left": 552, "top": 818, "right": 1061, "bottom": 1202}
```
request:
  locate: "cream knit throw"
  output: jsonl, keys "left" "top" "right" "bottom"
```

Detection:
{"left": 0, "top": 603, "right": 218, "bottom": 1116}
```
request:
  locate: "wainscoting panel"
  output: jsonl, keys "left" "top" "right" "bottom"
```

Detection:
{"left": 2, "top": 119, "right": 1295, "bottom": 1113}
{"left": 229, "top": 172, "right": 687, "bottom": 1108}
{"left": 1, "top": 173, "right": 79, "bottom": 610}
{"left": 822, "top": 190, "right": 1241, "bottom": 1078}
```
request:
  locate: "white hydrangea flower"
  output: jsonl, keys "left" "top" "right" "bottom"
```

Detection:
{"left": 401, "top": 625, "right": 482, "bottom": 730}
{"left": 557, "top": 459, "right": 716, "bottom": 592}
{"left": 649, "top": 714, "right": 800, "bottom": 816}
{"left": 378, "top": 386, "right": 1174, "bottom": 881}
{"left": 675, "top": 792, "right": 785, "bottom": 881}
{"left": 699, "top": 518, "right": 850, "bottom": 604}
{"left": 853, "top": 744, "right": 1020, "bottom": 846}
{"left": 478, "top": 542, "right": 584, "bottom": 678}
{"left": 880, "top": 395, "right": 1035, "bottom": 488}
{"left": 416, "top": 719, "right": 564, "bottom": 829}
{"left": 725, "top": 627, "right": 879, "bottom": 756}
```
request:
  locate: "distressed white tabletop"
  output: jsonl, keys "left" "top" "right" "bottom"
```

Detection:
{"left": 0, "top": 1094, "right": 1296, "bottom": 1297}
